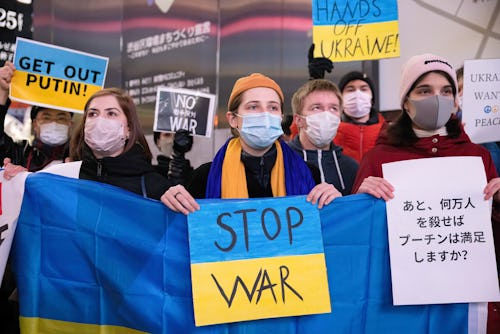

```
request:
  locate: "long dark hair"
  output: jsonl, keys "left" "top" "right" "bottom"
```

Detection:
{"left": 70, "top": 88, "right": 152, "bottom": 160}
{"left": 387, "top": 71, "right": 461, "bottom": 146}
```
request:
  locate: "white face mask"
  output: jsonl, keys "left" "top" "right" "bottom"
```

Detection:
{"left": 158, "top": 135, "right": 174, "bottom": 157}
{"left": 304, "top": 111, "right": 341, "bottom": 148}
{"left": 84, "top": 117, "right": 127, "bottom": 157}
{"left": 39, "top": 122, "right": 69, "bottom": 146}
{"left": 343, "top": 90, "right": 372, "bottom": 118}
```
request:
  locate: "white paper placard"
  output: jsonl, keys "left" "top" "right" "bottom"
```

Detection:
{"left": 383, "top": 156, "right": 500, "bottom": 305}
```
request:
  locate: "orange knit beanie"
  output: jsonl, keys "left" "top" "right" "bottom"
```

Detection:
{"left": 227, "top": 73, "right": 284, "bottom": 110}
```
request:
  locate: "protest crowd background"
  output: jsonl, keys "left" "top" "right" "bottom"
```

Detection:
{"left": 1, "top": 1, "right": 500, "bottom": 333}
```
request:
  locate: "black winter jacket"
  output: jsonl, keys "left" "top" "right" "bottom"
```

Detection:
{"left": 80, "top": 144, "right": 173, "bottom": 200}
{"left": 287, "top": 136, "right": 358, "bottom": 196}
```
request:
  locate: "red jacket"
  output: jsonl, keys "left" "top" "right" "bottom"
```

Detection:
{"left": 352, "top": 126, "right": 500, "bottom": 333}
{"left": 353, "top": 128, "right": 498, "bottom": 193}
{"left": 334, "top": 114, "right": 385, "bottom": 163}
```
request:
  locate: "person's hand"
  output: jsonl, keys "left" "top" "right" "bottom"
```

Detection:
{"left": 2, "top": 158, "right": 28, "bottom": 180}
{"left": 356, "top": 176, "right": 394, "bottom": 201}
{"left": 307, "top": 182, "right": 342, "bottom": 209}
{"left": 308, "top": 44, "right": 333, "bottom": 79}
{"left": 0, "top": 61, "right": 15, "bottom": 104}
{"left": 484, "top": 177, "right": 500, "bottom": 202}
{"left": 161, "top": 184, "right": 200, "bottom": 215}
{"left": 168, "top": 153, "right": 192, "bottom": 185}
{"left": 173, "top": 129, "right": 193, "bottom": 154}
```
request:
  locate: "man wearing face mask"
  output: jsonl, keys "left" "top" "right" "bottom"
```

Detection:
{"left": 333, "top": 71, "right": 385, "bottom": 163}
{"left": 153, "top": 129, "right": 193, "bottom": 185}
{"left": 288, "top": 79, "right": 358, "bottom": 195}
{"left": 0, "top": 61, "right": 72, "bottom": 172}
{"left": 306, "top": 49, "right": 385, "bottom": 163}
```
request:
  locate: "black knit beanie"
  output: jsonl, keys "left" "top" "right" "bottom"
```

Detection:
{"left": 338, "top": 71, "right": 376, "bottom": 103}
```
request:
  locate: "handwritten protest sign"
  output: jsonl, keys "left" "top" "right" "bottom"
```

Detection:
{"left": 153, "top": 87, "right": 215, "bottom": 137}
{"left": 383, "top": 157, "right": 500, "bottom": 305}
{"left": 462, "top": 58, "right": 500, "bottom": 144}
{"left": 187, "top": 196, "right": 331, "bottom": 326}
{"left": 311, "top": 0, "right": 399, "bottom": 62}
{"left": 10, "top": 37, "right": 108, "bottom": 113}
{"left": 0, "top": 170, "right": 28, "bottom": 284}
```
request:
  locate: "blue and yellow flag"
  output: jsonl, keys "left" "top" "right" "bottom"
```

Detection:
{"left": 312, "top": 0, "right": 400, "bottom": 61}
{"left": 11, "top": 37, "right": 108, "bottom": 113}
{"left": 12, "top": 173, "right": 476, "bottom": 333}
{"left": 188, "top": 196, "right": 331, "bottom": 326}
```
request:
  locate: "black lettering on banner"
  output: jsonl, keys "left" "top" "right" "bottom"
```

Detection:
{"left": 214, "top": 206, "right": 305, "bottom": 252}
{"left": 214, "top": 212, "right": 237, "bottom": 252}
{"left": 286, "top": 206, "right": 303, "bottom": 245}
{"left": 63, "top": 65, "right": 101, "bottom": 84}
{"left": 19, "top": 56, "right": 55, "bottom": 74}
{"left": 211, "top": 265, "right": 303, "bottom": 308}
{"left": 25, "top": 73, "right": 89, "bottom": 97}
{"left": 0, "top": 223, "right": 8, "bottom": 246}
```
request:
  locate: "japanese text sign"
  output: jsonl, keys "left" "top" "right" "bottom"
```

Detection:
{"left": 154, "top": 87, "right": 215, "bottom": 137}
{"left": 10, "top": 37, "right": 108, "bottom": 113}
{"left": 187, "top": 196, "right": 331, "bottom": 326}
{"left": 463, "top": 58, "right": 500, "bottom": 144}
{"left": 383, "top": 156, "right": 500, "bottom": 305}
{"left": 311, "top": 0, "right": 399, "bottom": 62}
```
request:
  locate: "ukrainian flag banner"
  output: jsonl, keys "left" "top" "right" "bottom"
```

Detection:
{"left": 11, "top": 37, "right": 108, "bottom": 113}
{"left": 12, "top": 173, "right": 480, "bottom": 333}
{"left": 312, "top": 0, "right": 400, "bottom": 61}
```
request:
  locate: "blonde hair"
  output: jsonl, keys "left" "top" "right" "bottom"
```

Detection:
{"left": 291, "top": 79, "right": 343, "bottom": 116}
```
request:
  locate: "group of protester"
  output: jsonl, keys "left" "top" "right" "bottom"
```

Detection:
{"left": 1, "top": 47, "right": 500, "bottom": 332}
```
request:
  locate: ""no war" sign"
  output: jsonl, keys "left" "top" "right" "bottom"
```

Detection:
{"left": 154, "top": 87, "right": 215, "bottom": 137}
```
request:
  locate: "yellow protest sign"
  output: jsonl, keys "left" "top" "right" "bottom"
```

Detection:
{"left": 10, "top": 38, "right": 108, "bottom": 113}
{"left": 312, "top": 0, "right": 400, "bottom": 61}
{"left": 188, "top": 196, "right": 331, "bottom": 326}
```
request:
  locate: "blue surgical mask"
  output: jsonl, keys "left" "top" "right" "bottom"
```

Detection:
{"left": 237, "top": 112, "right": 283, "bottom": 149}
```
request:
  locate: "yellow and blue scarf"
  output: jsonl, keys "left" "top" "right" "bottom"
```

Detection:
{"left": 206, "top": 138, "right": 315, "bottom": 198}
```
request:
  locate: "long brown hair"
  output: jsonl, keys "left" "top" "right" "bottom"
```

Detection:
{"left": 70, "top": 88, "right": 152, "bottom": 160}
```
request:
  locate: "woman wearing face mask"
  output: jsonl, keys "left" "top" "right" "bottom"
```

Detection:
{"left": 162, "top": 73, "right": 341, "bottom": 215}
{"left": 333, "top": 71, "right": 386, "bottom": 163}
{"left": 288, "top": 79, "right": 358, "bottom": 195}
{"left": 68, "top": 88, "right": 174, "bottom": 200}
{"left": 352, "top": 53, "right": 500, "bottom": 202}
{"left": 352, "top": 53, "right": 500, "bottom": 333}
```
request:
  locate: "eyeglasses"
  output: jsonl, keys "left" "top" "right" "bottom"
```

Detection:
{"left": 36, "top": 112, "right": 71, "bottom": 124}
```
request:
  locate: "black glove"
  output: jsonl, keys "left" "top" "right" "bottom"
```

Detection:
{"left": 173, "top": 129, "right": 193, "bottom": 155}
{"left": 168, "top": 152, "right": 193, "bottom": 186}
{"left": 308, "top": 44, "right": 333, "bottom": 79}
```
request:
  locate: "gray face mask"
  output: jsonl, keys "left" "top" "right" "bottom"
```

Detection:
{"left": 408, "top": 95, "right": 454, "bottom": 130}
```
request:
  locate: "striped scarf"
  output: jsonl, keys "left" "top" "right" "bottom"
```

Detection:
{"left": 206, "top": 137, "right": 315, "bottom": 198}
